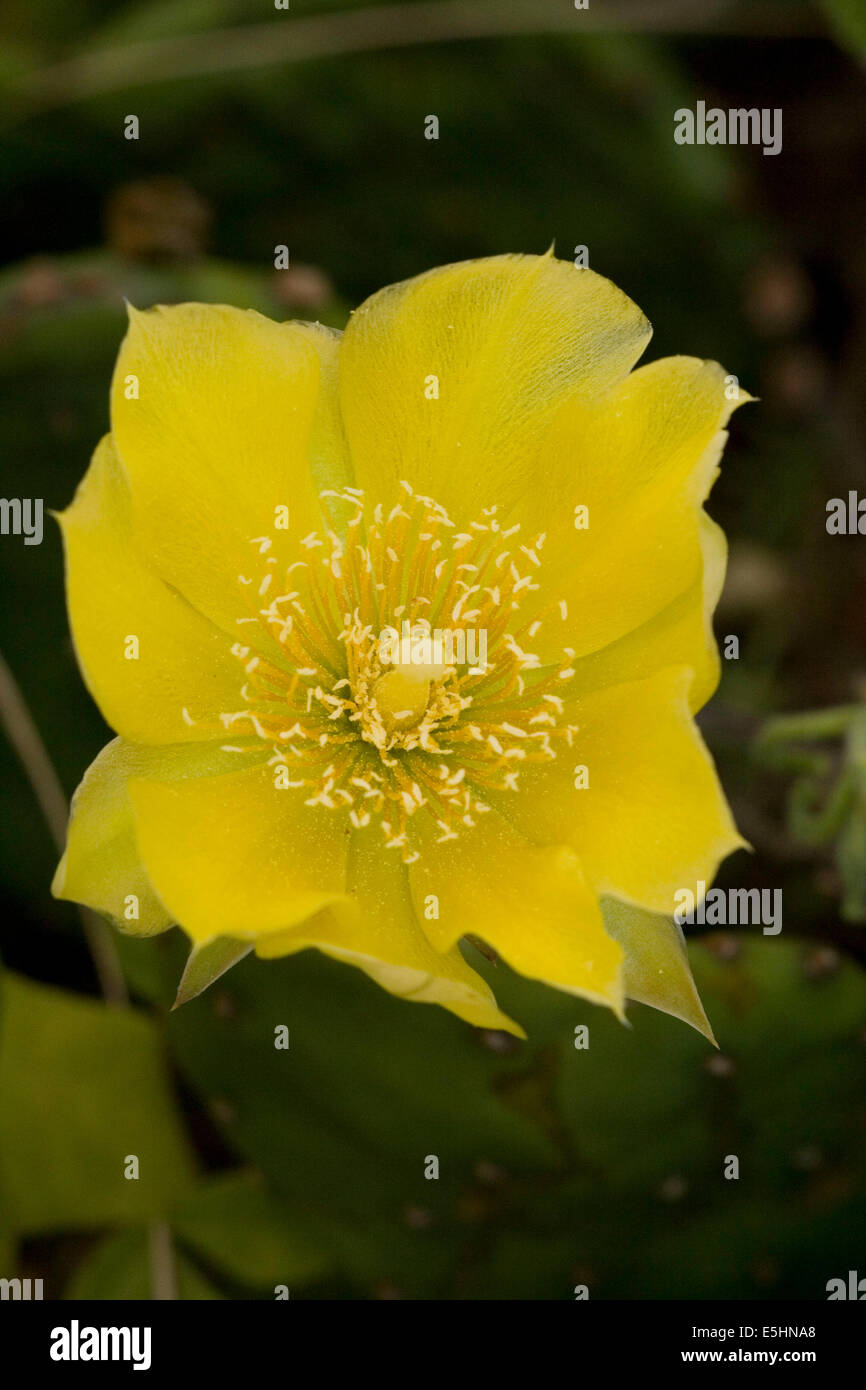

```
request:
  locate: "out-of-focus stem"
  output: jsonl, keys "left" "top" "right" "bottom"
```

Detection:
{"left": 147, "top": 1221, "right": 178, "bottom": 1301}
{"left": 757, "top": 704, "right": 862, "bottom": 747}
{"left": 0, "top": 649, "right": 177, "bottom": 1296}
{"left": 19, "top": 0, "right": 821, "bottom": 112}
{"left": 0, "top": 648, "right": 128, "bottom": 1007}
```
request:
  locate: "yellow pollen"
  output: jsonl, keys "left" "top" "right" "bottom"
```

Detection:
{"left": 203, "top": 483, "right": 577, "bottom": 861}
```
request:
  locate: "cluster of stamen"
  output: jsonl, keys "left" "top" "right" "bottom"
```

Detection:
{"left": 183, "top": 482, "right": 578, "bottom": 862}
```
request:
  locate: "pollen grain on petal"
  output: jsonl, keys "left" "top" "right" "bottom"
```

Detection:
{"left": 203, "top": 483, "right": 577, "bottom": 862}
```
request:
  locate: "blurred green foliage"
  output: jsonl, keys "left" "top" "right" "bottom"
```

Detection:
{"left": 2, "top": 935, "right": 864, "bottom": 1298}
{"left": 0, "top": 969, "right": 195, "bottom": 1232}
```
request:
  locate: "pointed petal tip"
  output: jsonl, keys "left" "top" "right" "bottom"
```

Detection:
{"left": 495, "top": 1012, "right": 528, "bottom": 1041}
{"left": 50, "top": 853, "right": 68, "bottom": 899}
{"left": 471, "top": 996, "right": 528, "bottom": 1040}
{"left": 173, "top": 935, "right": 253, "bottom": 1009}
{"left": 623, "top": 991, "right": 717, "bottom": 1045}
{"left": 611, "top": 987, "right": 629, "bottom": 1027}
{"left": 685, "top": 995, "right": 718, "bottom": 1047}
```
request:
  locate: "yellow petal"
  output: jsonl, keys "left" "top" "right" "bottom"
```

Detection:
{"left": 338, "top": 251, "right": 650, "bottom": 519}
{"left": 530, "top": 356, "right": 747, "bottom": 664}
{"left": 569, "top": 510, "right": 727, "bottom": 715}
{"left": 256, "top": 837, "right": 524, "bottom": 1035}
{"left": 405, "top": 809, "right": 623, "bottom": 1014}
{"left": 486, "top": 666, "right": 746, "bottom": 917}
{"left": 51, "top": 737, "right": 259, "bottom": 934}
{"left": 127, "top": 760, "right": 352, "bottom": 943}
{"left": 56, "top": 436, "right": 246, "bottom": 743}
{"left": 111, "top": 306, "right": 348, "bottom": 635}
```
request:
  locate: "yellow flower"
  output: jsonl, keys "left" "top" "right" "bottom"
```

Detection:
{"left": 52, "top": 253, "right": 746, "bottom": 1038}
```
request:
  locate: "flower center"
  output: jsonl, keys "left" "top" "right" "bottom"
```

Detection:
{"left": 206, "top": 482, "right": 578, "bottom": 862}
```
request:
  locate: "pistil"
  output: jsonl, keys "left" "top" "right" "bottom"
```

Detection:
{"left": 189, "top": 481, "right": 578, "bottom": 860}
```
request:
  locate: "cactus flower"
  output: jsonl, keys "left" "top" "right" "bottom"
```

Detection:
{"left": 53, "top": 253, "right": 746, "bottom": 1037}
